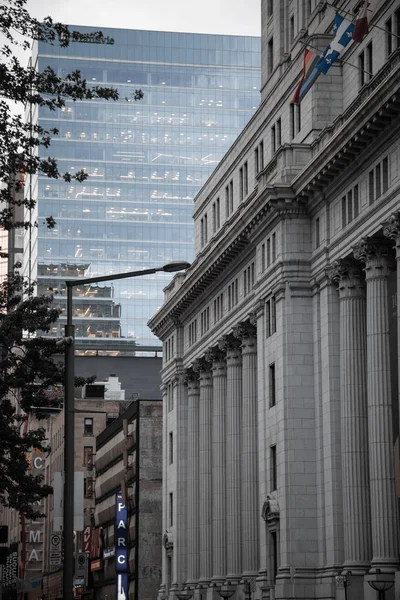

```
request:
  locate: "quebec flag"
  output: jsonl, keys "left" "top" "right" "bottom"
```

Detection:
{"left": 315, "top": 13, "right": 355, "bottom": 74}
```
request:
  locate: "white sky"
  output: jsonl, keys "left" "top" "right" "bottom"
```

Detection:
{"left": 27, "top": 0, "right": 261, "bottom": 37}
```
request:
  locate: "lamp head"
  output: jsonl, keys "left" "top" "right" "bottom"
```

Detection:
{"left": 161, "top": 260, "right": 191, "bottom": 273}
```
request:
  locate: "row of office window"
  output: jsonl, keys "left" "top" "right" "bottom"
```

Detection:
{"left": 369, "top": 156, "right": 389, "bottom": 204}
{"left": 260, "top": 233, "right": 277, "bottom": 272}
{"left": 243, "top": 262, "right": 255, "bottom": 297}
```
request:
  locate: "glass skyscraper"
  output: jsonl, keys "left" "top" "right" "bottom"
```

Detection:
{"left": 32, "top": 26, "right": 260, "bottom": 353}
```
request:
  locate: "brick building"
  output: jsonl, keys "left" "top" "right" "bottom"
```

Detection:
{"left": 149, "top": 1, "right": 400, "bottom": 599}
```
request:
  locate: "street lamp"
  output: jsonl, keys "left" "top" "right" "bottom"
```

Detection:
{"left": 176, "top": 589, "right": 193, "bottom": 600}
{"left": 62, "top": 261, "right": 190, "bottom": 598}
{"left": 217, "top": 584, "right": 236, "bottom": 599}
{"left": 366, "top": 571, "right": 395, "bottom": 600}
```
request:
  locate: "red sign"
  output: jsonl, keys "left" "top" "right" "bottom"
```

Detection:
{"left": 90, "top": 559, "right": 101, "bottom": 571}
{"left": 83, "top": 526, "right": 92, "bottom": 554}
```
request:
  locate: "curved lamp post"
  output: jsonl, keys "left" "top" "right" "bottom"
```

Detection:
{"left": 176, "top": 589, "right": 193, "bottom": 600}
{"left": 63, "top": 261, "right": 190, "bottom": 599}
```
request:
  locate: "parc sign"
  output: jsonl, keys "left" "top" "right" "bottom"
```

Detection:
{"left": 115, "top": 492, "right": 128, "bottom": 600}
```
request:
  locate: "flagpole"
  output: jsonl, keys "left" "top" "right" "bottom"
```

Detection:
{"left": 326, "top": 2, "right": 400, "bottom": 42}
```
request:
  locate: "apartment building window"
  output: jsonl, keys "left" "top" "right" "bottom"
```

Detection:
{"left": 84, "top": 418, "right": 93, "bottom": 436}
{"left": 315, "top": 217, "right": 320, "bottom": 248}
{"left": 269, "top": 363, "right": 276, "bottom": 407}
{"left": 270, "top": 445, "right": 277, "bottom": 490}
{"left": 268, "top": 37, "right": 274, "bottom": 74}
{"left": 386, "top": 17, "right": 393, "bottom": 57}
{"left": 83, "top": 446, "right": 93, "bottom": 466}
{"left": 169, "top": 432, "right": 173, "bottom": 465}
{"left": 169, "top": 492, "right": 173, "bottom": 526}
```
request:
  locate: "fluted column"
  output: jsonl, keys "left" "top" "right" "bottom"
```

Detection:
{"left": 233, "top": 320, "right": 259, "bottom": 577}
{"left": 206, "top": 347, "right": 227, "bottom": 582}
{"left": 184, "top": 369, "right": 200, "bottom": 584}
{"left": 327, "top": 260, "right": 371, "bottom": 571}
{"left": 193, "top": 357, "right": 213, "bottom": 583}
{"left": 353, "top": 238, "right": 399, "bottom": 569}
{"left": 219, "top": 334, "right": 242, "bottom": 580}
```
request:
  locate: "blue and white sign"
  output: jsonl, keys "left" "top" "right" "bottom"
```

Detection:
{"left": 115, "top": 492, "right": 128, "bottom": 598}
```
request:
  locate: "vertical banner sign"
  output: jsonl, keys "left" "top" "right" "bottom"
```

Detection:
{"left": 83, "top": 526, "right": 92, "bottom": 554}
{"left": 115, "top": 492, "right": 128, "bottom": 599}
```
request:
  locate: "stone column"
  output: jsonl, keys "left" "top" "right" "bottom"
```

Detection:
{"left": 353, "top": 238, "right": 399, "bottom": 570}
{"left": 184, "top": 370, "right": 200, "bottom": 587}
{"left": 193, "top": 357, "right": 213, "bottom": 583}
{"left": 327, "top": 260, "right": 371, "bottom": 571}
{"left": 205, "top": 347, "right": 227, "bottom": 583}
{"left": 233, "top": 320, "right": 259, "bottom": 578}
{"left": 159, "top": 383, "right": 168, "bottom": 599}
{"left": 219, "top": 334, "right": 242, "bottom": 580}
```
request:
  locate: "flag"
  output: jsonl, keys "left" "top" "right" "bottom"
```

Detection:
{"left": 291, "top": 49, "right": 320, "bottom": 104}
{"left": 354, "top": 1, "right": 369, "bottom": 43}
{"left": 315, "top": 13, "right": 355, "bottom": 74}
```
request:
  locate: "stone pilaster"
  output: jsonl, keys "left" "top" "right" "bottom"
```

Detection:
{"left": 353, "top": 238, "right": 399, "bottom": 570}
{"left": 193, "top": 357, "right": 213, "bottom": 583}
{"left": 219, "top": 334, "right": 242, "bottom": 580}
{"left": 159, "top": 383, "right": 168, "bottom": 599}
{"left": 184, "top": 369, "right": 200, "bottom": 584}
{"left": 205, "top": 347, "right": 227, "bottom": 582}
{"left": 327, "top": 260, "right": 371, "bottom": 571}
{"left": 233, "top": 320, "right": 259, "bottom": 577}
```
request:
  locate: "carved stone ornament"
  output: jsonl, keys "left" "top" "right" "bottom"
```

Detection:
{"left": 382, "top": 212, "right": 400, "bottom": 243}
{"left": 163, "top": 531, "right": 174, "bottom": 555}
{"left": 352, "top": 237, "right": 393, "bottom": 264}
{"left": 218, "top": 334, "right": 242, "bottom": 353}
{"left": 233, "top": 321, "right": 257, "bottom": 341}
{"left": 326, "top": 259, "right": 364, "bottom": 283}
{"left": 261, "top": 495, "right": 280, "bottom": 525}
{"left": 183, "top": 368, "right": 199, "bottom": 385}
{"left": 204, "top": 347, "right": 226, "bottom": 364}
{"left": 192, "top": 357, "right": 212, "bottom": 374}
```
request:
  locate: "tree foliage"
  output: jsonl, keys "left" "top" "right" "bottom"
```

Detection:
{"left": 0, "top": 267, "right": 92, "bottom": 518}
{"left": 0, "top": 1, "right": 142, "bottom": 516}
{"left": 0, "top": 0, "right": 143, "bottom": 230}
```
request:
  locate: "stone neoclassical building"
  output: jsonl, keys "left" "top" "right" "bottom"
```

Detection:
{"left": 149, "top": 1, "right": 400, "bottom": 598}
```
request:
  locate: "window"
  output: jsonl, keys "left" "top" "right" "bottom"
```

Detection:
{"left": 395, "top": 8, "right": 400, "bottom": 49}
{"left": 270, "top": 445, "right": 277, "bottom": 491}
{"left": 290, "top": 104, "right": 295, "bottom": 139}
{"left": 295, "top": 104, "right": 301, "bottom": 134}
{"left": 386, "top": 17, "right": 393, "bottom": 57}
{"left": 267, "top": 238, "right": 271, "bottom": 267}
{"left": 261, "top": 243, "right": 266, "bottom": 272}
{"left": 315, "top": 217, "right": 320, "bottom": 248}
{"left": 269, "top": 363, "right": 276, "bottom": 407}
{"left": 169, "top": 432, "right": 173, "bottom": 464}
{"left": 382, "top": 157, "right": 389, "bottom": 192}
{"left": 267, "top": 0, "right": 273, "bottom": 17}
{"left": 83, "top": 446, "right": 93, "bottom": 466}
{"left": 229, "top": 180, "right": 233, "bottom": 214}
{"left": 354, "top": 184, "right": 359, "bottom": 217}
{"left": 225, "top": 184, "right": 230, "bottom": 217}
{"left": 369, "top": 169, "right": 374, "bottom": 204}
{"left": 266, "top": 297, "right": 276, "bottom": 337}
{"left": 290, "top": 15, "right": 295, "bottom": 44}
{"left": 239, "top": 162, "right": 248, "bottom": 202}
{"left": 214, "top": 292, "right": 224, "bottom": 323}
{"left": 204, "top": 214, "right": 208, "bottom": 244}
{"left": 271, "top": 125, "right": 276, "bottom": 154}
{"left": 366, "top": 42, "right": 373, "bottom": 80}
{"left": 342, "top": 184, "right": 360, "bottom": 227}
{"left": 276, "top": 118, "right": 282, "bottom": 147}
{"left": 84, "top": 418, "right": 93, "bottom": 436}
{"left": 270, "top": 531, "right": 278, "bottom": 581}
{"left": 359, "top": 50, "right": 365, "bottom": 88}
{"left": 272, "top": 233, "right": 276, "bottom": 262}
{"left": 212, "top": 202, "right": 217, "bottom": 233}
{"left": 259, "top": 141, "right": 264, "bottom": 171}
{"left": 375, "top": 163, "right": 381, "bottom": 199}
{"left": 189, "top": 320, "right": 197, "bottom": 346}
{"left": 227, "top": 279, "right": 238, "bottom": 311}
{"left": 268, "top": 38, "right": 274, "bottom": 74}
{"left": 169, "top": 492, "right": 173, "bottom": 526}
{"left": 347, "top": 190, "right": 353, "bottom": 223}
{"left": 200, "top": 307, "right": 210, "bottom": 335}
{"left": 84, "top": 477, "right": 93, "bottom": 499}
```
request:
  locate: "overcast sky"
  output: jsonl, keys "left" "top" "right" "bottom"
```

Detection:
{"left": 27, "top": 0, "right": 261, "bottom": 37}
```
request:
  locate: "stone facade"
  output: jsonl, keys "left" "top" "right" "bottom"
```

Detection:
{"left": 149, "top": 1, "right": 400, "bottom": 599}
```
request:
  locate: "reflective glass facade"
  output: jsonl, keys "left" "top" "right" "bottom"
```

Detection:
{"left": 35, "top": 27, "right": 260, "bottom": 352}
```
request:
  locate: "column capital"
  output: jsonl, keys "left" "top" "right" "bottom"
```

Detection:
{"left": 382, "top": 212, "right": 400, "bottom": 257}
{"left": 172, "top": 371, "right": 185, "bottom": 387}
{"left": 352, "top": 237, "right": 395, "bottom": 280}
{"left": 233, "top": 320, "right": 257, "bottom": 341}
{"left": 192, "top": 358, "right": 213, "bottom": 388}
{"left": 326, "top": 259, "right": 365, "bottom": 299}
{"left": 204, "top": 347, "right": 226, "bottom": 365}
{"left": 183, "top": 367, "right": 199, "bottom": 387}
{"left": 218, "top": 334, "right": 242, "bottom": 359}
